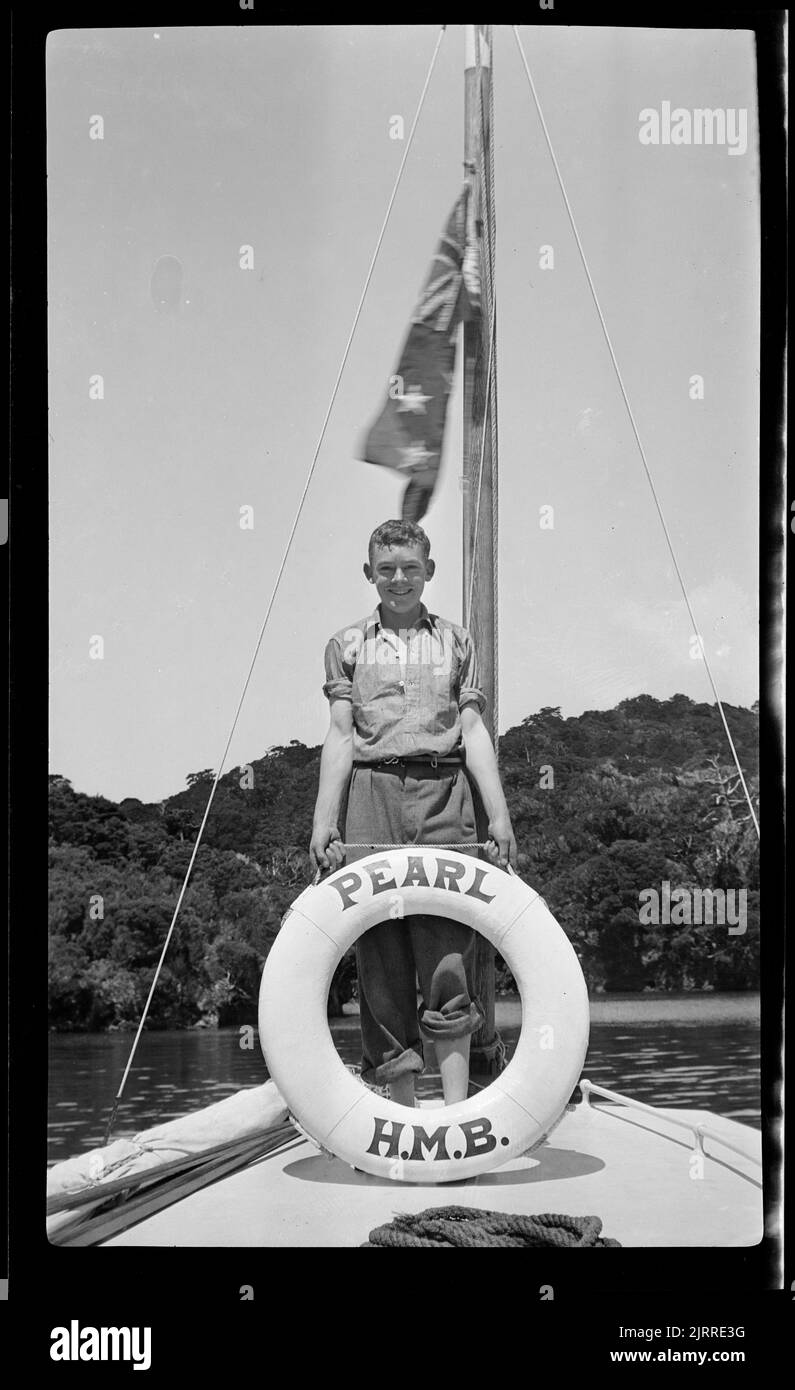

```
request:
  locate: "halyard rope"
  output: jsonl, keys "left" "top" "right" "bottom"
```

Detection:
{"left": 511, "top": 24, "right": 759, "bottom": 839}
{"left": 102, "top": 28, "right": 449, "bottom": 1145}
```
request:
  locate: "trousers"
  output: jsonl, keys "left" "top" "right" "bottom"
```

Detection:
{"left": 344, "top": 763, "right": 484, "bottom": 1085}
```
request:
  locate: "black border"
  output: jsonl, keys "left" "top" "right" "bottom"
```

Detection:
{"left": 8, "top": 4, "right": 789, "bottom": 1369}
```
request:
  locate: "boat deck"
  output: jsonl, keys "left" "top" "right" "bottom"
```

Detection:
{"left": 103, "top": 1103, "right": 762, "bottom": 1248}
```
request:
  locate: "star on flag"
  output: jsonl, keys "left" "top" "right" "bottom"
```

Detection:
{"left": 394, "top": 386, "right": 431, "bottom": 413}
{"left": 397, "top": 441, "right": 435, "bottom": 473}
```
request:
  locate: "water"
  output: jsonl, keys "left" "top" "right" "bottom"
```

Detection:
{"left": 47, "top": 992, "right": 760, "bottom": 1165}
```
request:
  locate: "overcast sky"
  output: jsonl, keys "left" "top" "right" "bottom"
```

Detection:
{"left": 47, "top": 24, "right": 760, "bottom": 803}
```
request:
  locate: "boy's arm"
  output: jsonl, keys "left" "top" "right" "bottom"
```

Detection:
{"left": 460, "top": 704, "right": 517, "bottom": 868}
{"left": 310, "top": 699, "right": 354, "bottom": 871}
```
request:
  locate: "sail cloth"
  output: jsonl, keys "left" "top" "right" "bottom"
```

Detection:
{"left": 46, "top": 1081, "right": 289, "bottom": 1239}
{"left": 358, "top": 178, "right": 481, "bottom": 523}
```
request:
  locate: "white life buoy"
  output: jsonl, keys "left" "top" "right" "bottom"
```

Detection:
{"left": 258, "top": 850, "right": 589, "bottom": 1183}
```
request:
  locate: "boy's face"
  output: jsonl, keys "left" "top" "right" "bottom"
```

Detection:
{"left": 364, "top": 542, "right": 435, "bottom": 619}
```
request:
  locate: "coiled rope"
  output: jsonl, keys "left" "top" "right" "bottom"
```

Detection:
{"left": 362, "top": 1206, "right": 621, "bottom": 1248}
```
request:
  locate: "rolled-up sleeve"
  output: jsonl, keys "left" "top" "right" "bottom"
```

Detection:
{"left": 322, "top": 636, "right": 353, "bottom": 703}
{"left": 458, "top": 631, "right": 487, "bottom": 714}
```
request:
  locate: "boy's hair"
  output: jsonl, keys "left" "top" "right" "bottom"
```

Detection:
{"left": 368, "top": 519, "right": 431, "bottom": 566}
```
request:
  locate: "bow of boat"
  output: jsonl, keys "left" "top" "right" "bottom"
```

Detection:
{"left": 71, "top": 1095, "right": 761, "bottom": 1249}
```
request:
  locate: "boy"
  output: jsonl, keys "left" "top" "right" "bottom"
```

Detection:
{"left": 310, "top": 519, "right": 516, "bottom": 1108}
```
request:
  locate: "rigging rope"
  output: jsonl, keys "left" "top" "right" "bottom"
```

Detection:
{"left": 511, "top": 24, "right": 759, "bottom": 840}
{"left": 102, "top": 27, "right": 449, "bottom": 1145}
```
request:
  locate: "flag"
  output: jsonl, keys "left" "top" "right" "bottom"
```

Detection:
{"left": 357, "top": 178, "right": 480, "bottom": 522}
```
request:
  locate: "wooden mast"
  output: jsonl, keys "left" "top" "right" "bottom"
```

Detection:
{"left": 463, "top": 24, "right": 501, "bottom": 1076}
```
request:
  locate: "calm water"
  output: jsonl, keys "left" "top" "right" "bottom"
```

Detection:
{"left": 47, "top": 993, "right": 760, "bottom": 1165}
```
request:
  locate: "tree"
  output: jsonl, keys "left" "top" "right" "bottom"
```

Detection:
{"left": 186, "top": 769, "right": 215, "bottom": 787}
{"left": 48, "top": 693, "right": 760, "bottom": 1029}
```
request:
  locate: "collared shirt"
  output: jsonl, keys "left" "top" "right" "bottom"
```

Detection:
{"left": 323, "top": 604, "right": 486, "bottom": 761}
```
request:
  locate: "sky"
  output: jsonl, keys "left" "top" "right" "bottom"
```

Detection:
{"left": 47, "top": 24, "right": 760, "bottom": 803}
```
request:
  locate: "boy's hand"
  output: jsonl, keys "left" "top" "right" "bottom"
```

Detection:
{"left": 485, "top": 815, "right": 517, "bottom": 870}
{"left": 310, "top": 825, "right": 345, "bottom": 873}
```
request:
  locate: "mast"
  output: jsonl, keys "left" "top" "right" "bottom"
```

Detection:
{"left": 463, "top": 24, "right": 501, "bottom": 1076}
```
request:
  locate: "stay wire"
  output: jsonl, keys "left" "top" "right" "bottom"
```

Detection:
{"left": 102, "top": 27, "right": 449, "bottom": 1144}
{"left": 511, "top": 25, "right": 759, "bottom": 839}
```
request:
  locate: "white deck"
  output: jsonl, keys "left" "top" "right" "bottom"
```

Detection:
{"left": 104, "top": 1104, "right": 762, "bottom": 1248}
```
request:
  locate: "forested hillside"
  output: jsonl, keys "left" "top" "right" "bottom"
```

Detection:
{"left": 48, "top": 695, "right": 760, "bottom": 1030}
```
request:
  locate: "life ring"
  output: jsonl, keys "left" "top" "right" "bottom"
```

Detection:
{"left": 258, "top": 849, "right": 589, "bottom": 1183}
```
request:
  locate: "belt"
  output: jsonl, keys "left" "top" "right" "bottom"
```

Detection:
{"left": 353, "top": 755, "right": 464, "bottom": 770}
